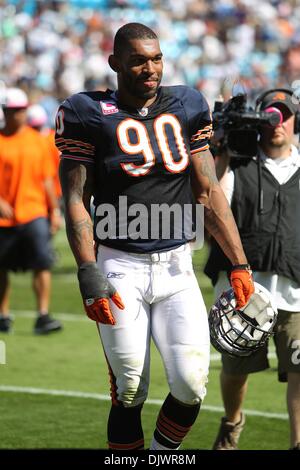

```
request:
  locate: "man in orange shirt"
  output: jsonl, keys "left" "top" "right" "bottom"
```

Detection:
{"left": 0, "top": 88, "right": 62, "bottom": 334}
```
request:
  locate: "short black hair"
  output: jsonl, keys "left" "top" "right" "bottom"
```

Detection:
{"left": 113, "top": 23, "right": 158, "bottom": 57}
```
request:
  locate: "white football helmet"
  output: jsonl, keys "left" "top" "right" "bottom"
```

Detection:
{"left": 209, "top": 282, "right": 278, "bottom": 357}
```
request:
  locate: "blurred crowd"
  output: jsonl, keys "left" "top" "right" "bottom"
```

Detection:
{"left": 1, "top": 0, "right": 300, "bottom": 125}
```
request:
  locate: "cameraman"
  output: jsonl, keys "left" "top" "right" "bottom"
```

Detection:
{"left": 205, "top": 89, "right": 300, "bottom": 450}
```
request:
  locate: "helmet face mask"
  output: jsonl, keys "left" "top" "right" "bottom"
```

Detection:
{"left": 209, "top": 282, "right": 278, "bottom": 357}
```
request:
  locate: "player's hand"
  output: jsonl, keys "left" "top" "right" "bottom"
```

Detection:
{"left": 49, "top": 208, "right": 62, "bottom": 235}
{"left": 77, "top": 262, "right": 125, "bottom": 325}
{"left": 230, "top": 264, "right": 254, "bottom": 309}
{"left": 0, "top": 199, "right": 14, "bottom": 219}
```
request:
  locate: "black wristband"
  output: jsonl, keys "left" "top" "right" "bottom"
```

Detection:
{"left": 231, "top": 264, "right": 251, "bottom": 272}
{"left": 78, "top": 262, "right": 104, "bottom": 298}
{"left": 78, "top": 262, "right": 115, "bottom": 300}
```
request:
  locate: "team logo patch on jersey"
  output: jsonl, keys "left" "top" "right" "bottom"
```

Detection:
{"left": 107, "top": 272, "right": 126, "bottom": 279}
{"left": 137, "top": 107, "right": 148, "bottom": 117}
{"left": 100, "top": 101, "right": 119, "bottom": 115}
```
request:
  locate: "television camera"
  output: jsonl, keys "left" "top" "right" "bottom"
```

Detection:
{"left": 212, "top": 93, "right": 282, "bottom": 158}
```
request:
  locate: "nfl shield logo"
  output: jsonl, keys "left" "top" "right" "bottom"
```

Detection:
{"left": 138, "top": 107, "right": 148, "bottom": 117}
{"left": 100, "top": 101, "right": 119, "bottom": 115}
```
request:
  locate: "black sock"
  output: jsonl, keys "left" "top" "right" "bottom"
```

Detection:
{"left": 153, "top": 393, "right": 201, "bottom": 449}
{"left": 107, "top": 402, "right": 144, "bottom": 450}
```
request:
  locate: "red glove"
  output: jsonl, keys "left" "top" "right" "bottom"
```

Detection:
{"left": 84, "top": 294, "right": 124, "bottom": 325}
{"left": 230, "top": 264, "right": 254, "bottom": 310}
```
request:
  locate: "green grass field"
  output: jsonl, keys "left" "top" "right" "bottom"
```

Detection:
{"left": 0, "top": 228, "right": 289, "bottom": 449}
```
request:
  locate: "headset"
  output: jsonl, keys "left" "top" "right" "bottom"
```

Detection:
{"left": 255, "top": 88, "right": 300, "bottom": 134}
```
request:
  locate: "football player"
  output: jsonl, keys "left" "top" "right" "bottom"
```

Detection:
{"left": 56, "top": 22, "right": 253, "bottom": 450}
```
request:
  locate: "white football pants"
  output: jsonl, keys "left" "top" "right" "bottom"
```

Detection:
{"left": 96, "top": 243, "right": 210, "bottom": 407}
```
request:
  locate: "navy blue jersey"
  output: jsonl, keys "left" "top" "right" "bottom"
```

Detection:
{"left": 55, "top": 85, "right": 212, "bottom": 253}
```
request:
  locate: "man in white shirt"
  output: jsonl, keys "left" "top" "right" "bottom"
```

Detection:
{"left": 205, "top": 88, "right": 300, "bottom": 450}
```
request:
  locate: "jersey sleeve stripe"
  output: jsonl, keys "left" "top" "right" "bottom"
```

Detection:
{"left": 191, "top": 125, "right": 213, "bottom": 136}
{"left": 60, "top": 154, "right": 94, "bottom": 163}
{"left": 55, "top": 137, "right": 94, "bottom": 150}
{"left": 190, "top": 144, "right": 209, "bottom": 154}
{"left": 56, "top": 144, "right": 94, "bottom": 155}
{"left": 191, "top": 134, "right": 211, "bottom": 143}
{"left": 191, "top": 130, "right": 213, "bottom": 142}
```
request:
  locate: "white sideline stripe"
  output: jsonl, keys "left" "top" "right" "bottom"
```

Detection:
{"left": 0, "top": 385, "right": 288, "bottom": 420}
{"left": 210, "top": 352, "right": 276, "bottom": 360}
{"left": 10, "top": 310, "right": 277, "bottom": 361}
{"left": 13, "top": 273, "right": 76, "bottom": 282}
{"left": 11, "top": 310, "right": 88, "bottom": 322}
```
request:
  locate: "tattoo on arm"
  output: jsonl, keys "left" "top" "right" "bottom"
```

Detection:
{"left": 59, "top": 160, "right": 92, "bottom": 206}
{"left": 66, "top": 217, "right": 94, "bottom": 251}
{"left": 60, "top": 159, "right": 95, "bottom": 264}
{"left": 191, "top": 150, "right": 244, "bottom": 261}
{"left": 198, "top": 151, "right": 218, "bottom": 185}
{"left": 205, "top": 205, "right": 234, "bottom": 235}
